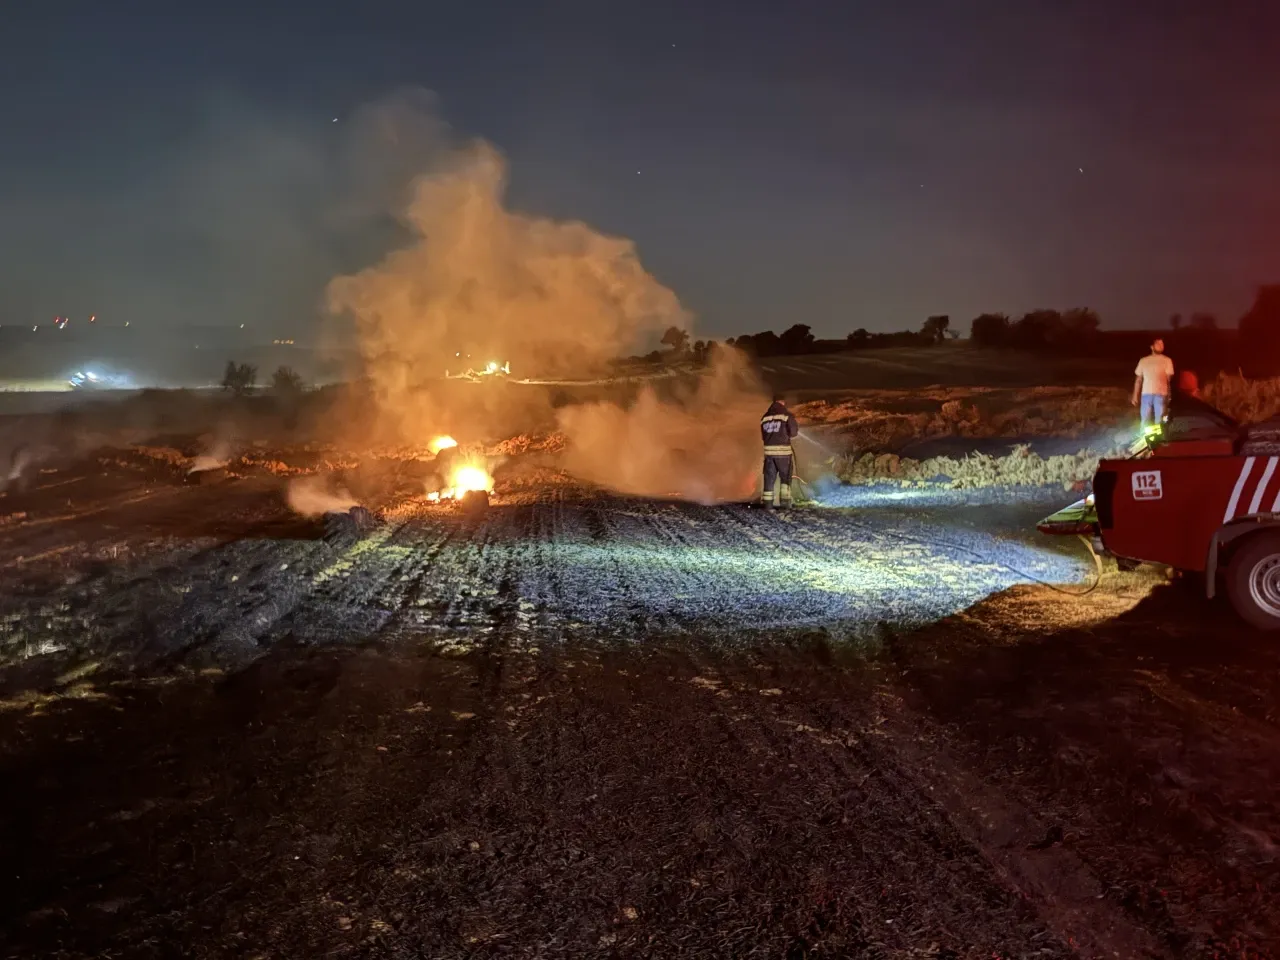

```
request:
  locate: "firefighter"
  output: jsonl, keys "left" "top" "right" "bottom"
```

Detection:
{"left": 760, "top": 395, "right": 799, "bottom": 508}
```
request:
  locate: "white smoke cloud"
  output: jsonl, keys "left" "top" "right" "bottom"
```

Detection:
{"left": 286, "top": 475, "right": 358, "bottom": 517}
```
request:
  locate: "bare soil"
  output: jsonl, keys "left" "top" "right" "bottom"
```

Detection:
{"left": 0, "top": 452, "right": 1277, "bottom": 959}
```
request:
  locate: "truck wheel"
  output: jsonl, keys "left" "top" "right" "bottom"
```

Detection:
{"left": 1226, "top": 534, "right": 1280, "bottom": 631}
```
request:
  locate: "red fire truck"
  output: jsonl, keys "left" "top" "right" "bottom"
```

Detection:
{"left": 1039, "top": 395, "right": 1280, "bottom": 629}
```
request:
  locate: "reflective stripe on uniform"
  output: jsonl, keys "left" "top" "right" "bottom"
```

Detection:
{"left": 761, "top": 413, "right": 790, "bottom": 423}
{"left": 763, "top": 446, "right": 793, "bottom": 456}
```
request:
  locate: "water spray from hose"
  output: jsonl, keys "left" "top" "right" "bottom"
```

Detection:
{"left": 794, "top": 433, "right": 835, "bottom": 458}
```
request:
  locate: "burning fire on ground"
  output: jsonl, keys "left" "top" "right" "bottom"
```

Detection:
{"left": 427, "top": 436, "right": 494, "bottom": 502}
{"left": 445, "top": 359, "right": 510, "bottom": 381}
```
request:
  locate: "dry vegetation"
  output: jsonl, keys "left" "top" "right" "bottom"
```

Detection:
{"left": 813, "top": 374, "right": 1280, "bottom": 491}
{"left": 1202, "top": 371, "right": 1280, "bottom": 422}
{"left": 793, "top": 385, "right": 1132, "bottom": 450}
{"left": 10, "top": 371, "right": 1280, "bottom": 499}
{"left": 831, "top": 445, "right": 1107, "bottom": 491}
{"left": 793, "top": 385, "right": 1127, "bottom": 490}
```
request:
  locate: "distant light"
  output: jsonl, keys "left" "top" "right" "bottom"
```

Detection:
{"left": 33, "top": 325, "right": 38, "bottom": 332}
{"left": 240, "top": 323, "right": 245, "bottom": 328}
{"left": 89, "top": 314, "right": 96, "bottom": 322}
{"left": 125, "top": 321, "right": 130, "bottom": 327}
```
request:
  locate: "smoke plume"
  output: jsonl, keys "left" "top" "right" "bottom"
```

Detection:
{"left": 327, "top": 93, "right": 691, "bottom": 440}
{"left": 286, "top": 475, "right": 359, "bottom": 517}
{"left": 556, "top": 350, "right": 768, "bottom": 503}
{"left": 189, "top": 433, "right": 235, "bottom": 474}
{"left": 326, "top": 91, "right": 768, "bottom": 500}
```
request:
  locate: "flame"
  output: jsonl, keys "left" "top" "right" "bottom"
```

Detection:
{"left": 450, "top": 464, "right": 493, "bottom": 496}
{"left": 427, "top": 457, "right": 494, "bottom": 503}
{"left": 445, "top": 360, "right": 510, "bottom": 380}
{"left": 430, "top": 435, "right": 458, "bottom": 454}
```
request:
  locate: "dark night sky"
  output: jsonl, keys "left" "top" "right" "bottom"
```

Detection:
{"left": 2, "top": 0, "right": 1279, "bottom": 339}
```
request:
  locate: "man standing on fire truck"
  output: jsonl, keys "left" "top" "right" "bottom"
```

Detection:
{"left": 760, "top": 395, "right": 799, "bottom": 508}
{"left": 1132, "top": 337, "right": 1175, "bottom": 427}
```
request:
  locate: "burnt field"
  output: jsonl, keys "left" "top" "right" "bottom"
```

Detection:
{"left": 1, "top": 451, "right": 1279, "bottom": 959}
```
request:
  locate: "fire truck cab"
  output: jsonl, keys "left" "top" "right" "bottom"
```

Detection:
{"left": 1042, "top": 394, "right": 1280, "bottom": 629}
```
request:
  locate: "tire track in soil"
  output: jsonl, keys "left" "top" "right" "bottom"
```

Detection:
{"left": 519, "top": 489, "right": 570, "bottom": 645}
{"left": 617, "top": 501, "right": 731, "bottom": 636}
{"left": 148, "top": 521, "right": 435, "bottom": 669}
{"left": 104, "top": 536, "right": 329, "bottom": 671}
{"left": 429, "top": 648, "right": 1075, "bottom": 958}
{"left": 718, "top": 663, "right": 1161, "bottom": 959}
{"left": 701, "top": 649, "right": 1119, "bottom": 955}
{"left": 272, "top": 520, "right": 455, "bottom": 649}
{"left": 590, "top": 499, "right": 691, "bottom": 641}
{"left": 708, "top": 505, "right": 936, "bottom": 640}
{"left": 888, "top": 603, "right": 1280, "bottom": 958}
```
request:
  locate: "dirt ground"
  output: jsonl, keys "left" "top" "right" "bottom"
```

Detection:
{"left": 1, "top": 453, "right": 1278, "bottom": 959}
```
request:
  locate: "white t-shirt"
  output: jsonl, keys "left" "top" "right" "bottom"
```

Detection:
{"left": 1135, "top": 353, "right": 1175, "bottom": 395}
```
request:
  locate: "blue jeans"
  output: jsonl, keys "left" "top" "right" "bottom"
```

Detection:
{"left": 1140, "top": 393, "right": 1166, "bottom": 426}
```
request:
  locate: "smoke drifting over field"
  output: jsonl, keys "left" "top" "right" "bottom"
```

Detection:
{"left": 286, "top": 475, "right": 358, "bottom": 517}
{"left": 557, "top": 351, "right": 768, "bottom": 502}
{"left": 327, "top": 91, "right": 768, "bottom": 500}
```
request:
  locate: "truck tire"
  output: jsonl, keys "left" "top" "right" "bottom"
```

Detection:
{"left": 1226, "top": 533, "right": 1280, "bottom": 631}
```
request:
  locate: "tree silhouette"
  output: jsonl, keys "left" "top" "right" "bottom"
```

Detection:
{"left": 969, "top": 312, "right": 1010, "bottom": 347}
{"left": 922, "top": 315, "right": 950, "bottom": 344}
{"left": 1169, "top": 313, "right": 1183, "bottom": 330}
{"left": 1239, "top": 286, "right": 1280, "bottom": 377}
{"left": 221, "top": 361, "right": 257, "bottom": 396}
{"left": 1059, "top": 307, "right": 1101, "bottom": 340}
{"left": 1189, "top": 312, "right": 1218, "bottom": 331}
{"left": 271, "top": 366, "right": 305, "bottom": 395}
{"left": 734, "top": 331, "right": 781, "bottom": 356}
{"left": 1012, "top": 309, "right": 1063, "bottom": 349}
{"left": 778, "top": 324, "right": 815, "bottom": 354}
{"left": 847, "top": 328, "right": 870, "bottom": 348}
{"left": 660, "top": 326, "right": 690, "bottom": 354}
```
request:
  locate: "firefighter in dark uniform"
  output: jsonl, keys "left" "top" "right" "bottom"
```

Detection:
{"left": 760, "top": 395, "right": 799, "bottom": 508}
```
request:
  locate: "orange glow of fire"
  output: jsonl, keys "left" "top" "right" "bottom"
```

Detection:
{"left": 426, "top": 460, "right": 494, "bottom": 503}
{"left": 430, "top": 435, "right": 458, "bottom": 454}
